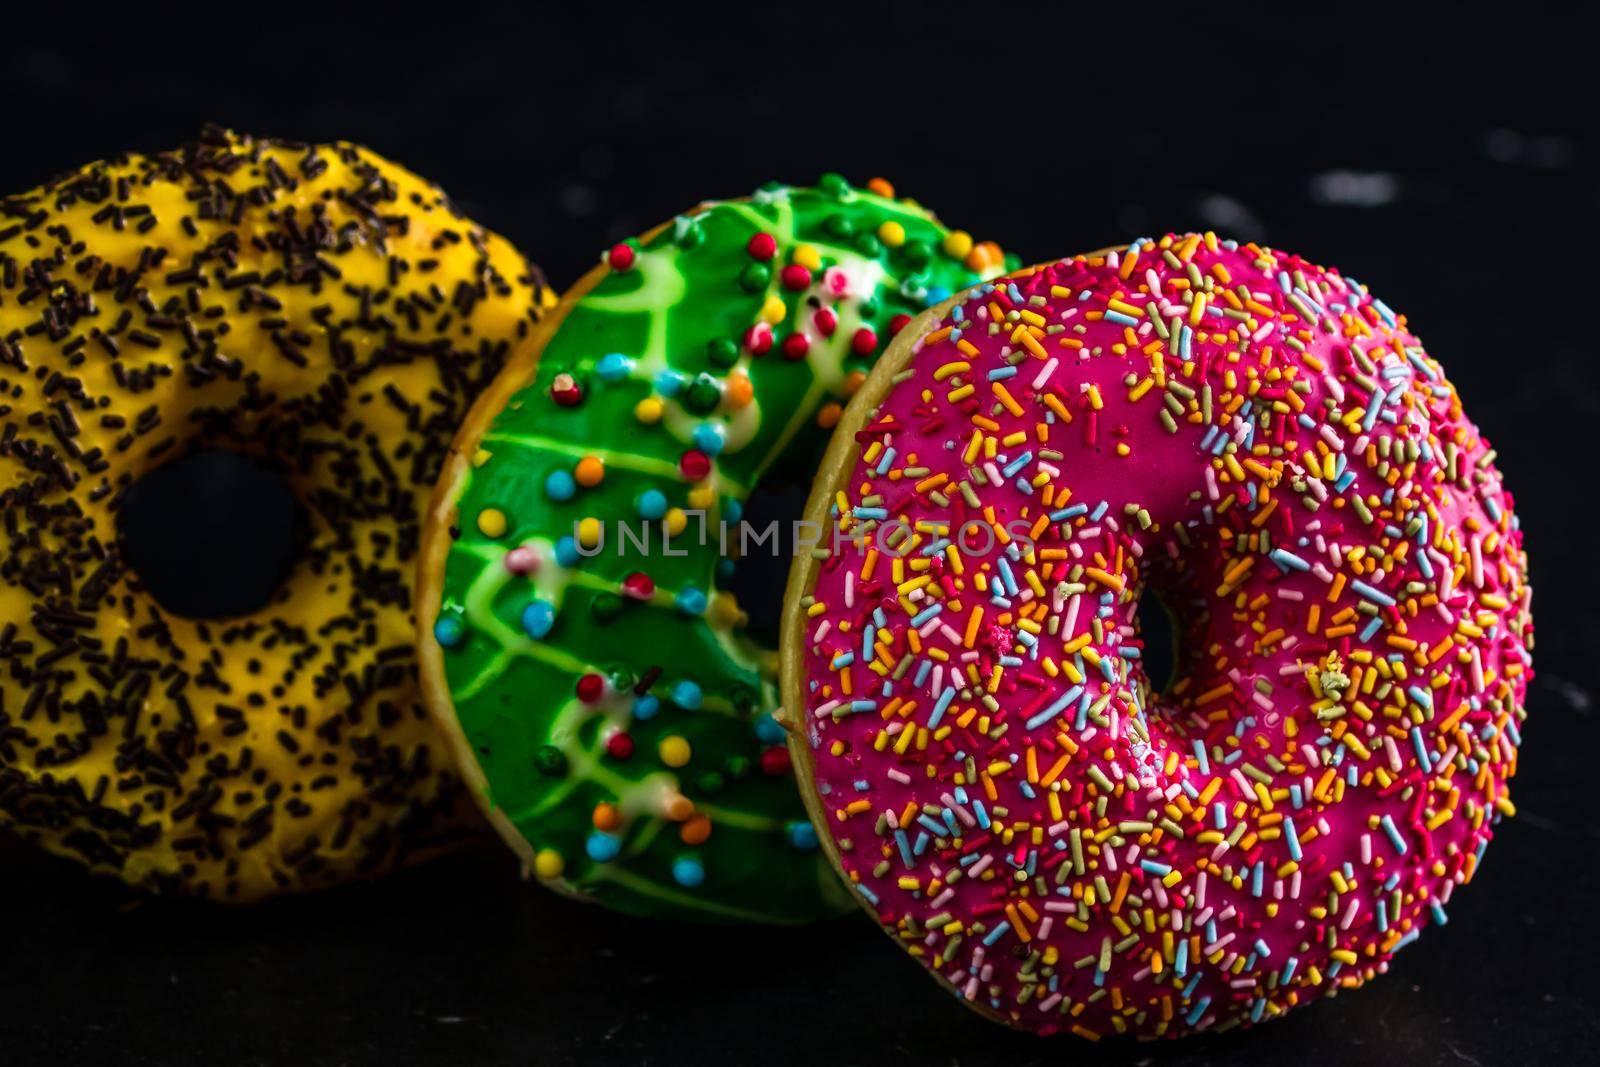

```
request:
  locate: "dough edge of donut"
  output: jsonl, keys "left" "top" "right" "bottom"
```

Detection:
{"left": 778, "top": 252, "right": 1121, "bottom": 1030}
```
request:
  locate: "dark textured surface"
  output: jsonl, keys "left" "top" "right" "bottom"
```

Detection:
{"left": 2, "top": 7, "right": 1596, "bottom": 1065}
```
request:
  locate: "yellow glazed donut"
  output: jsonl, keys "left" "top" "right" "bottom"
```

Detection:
{"left": 0, "top": 127, "right": 551, "bottom": 900}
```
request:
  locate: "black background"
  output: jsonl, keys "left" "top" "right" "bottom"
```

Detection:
{"left": 3, "top": 6, "right": 1597, "bottom": 1065}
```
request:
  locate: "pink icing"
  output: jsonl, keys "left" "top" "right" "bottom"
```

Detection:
{"left": 795, "top": 236, "right": 1532, "bottom": 1038}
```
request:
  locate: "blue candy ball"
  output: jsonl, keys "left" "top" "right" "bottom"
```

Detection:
{"left": 692, "top": 423, "right": 725, "bottom": 456}
{"left": 636, "top": 489, "right": 668, "bottom": 520}
{"left": 544, "top": 469, "right": 576, "bottom": 502}
{"left": 586, "top": 832, "right": 621, "bottom": 862}
{"left": 675, "top": 587, "right": 707, "bottom": 615}
{"left": 671, "top": 857, "right": 705, "bottom": 887}
{"left": 633, "top": 694, "right": 661, "bottom": 721}
{"left": 433, "top": 615, "right": 465, "bottom": 649}
{"left": 671, "top": 680, "right": 703, "bottom": 710}
{"left": 787, "top": 821, "right": 819, "bottom": 851}
{"left": 595, "top": 352, "right": 633, "bottom": 382}
{"left": 521, "top": 600, "right": 555, "bottom": 639}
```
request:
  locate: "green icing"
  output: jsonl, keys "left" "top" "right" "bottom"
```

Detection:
{"left": 435, "top": 179, "right": 1005, "bottom": 923}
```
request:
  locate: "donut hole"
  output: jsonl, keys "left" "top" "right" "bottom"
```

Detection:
{"left": 118, "top": 450, "right": 302, "bottom": 620}
{"left": 721, "top": 480, "right": 810, "bottom": 647}
{"left": 1134, "top": 586, "right": 1179, "bottom": 696}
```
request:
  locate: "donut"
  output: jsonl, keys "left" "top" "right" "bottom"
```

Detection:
{"left": 0, "top": 127, "right": 551, "bottom": 900}
{"left": 781, "top": 235, "right": 1532, "bottom": 1035}
{"left": 417, "top": 176, "right": 1008, "bottom": 922}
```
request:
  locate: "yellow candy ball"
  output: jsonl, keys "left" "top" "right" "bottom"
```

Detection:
{"left": 792, "top": 244, "right": 822, "bottom": 271}
{"left": 477, "top": 508, "right": 508, "bottom": 539}
{"left": 760, "top": 294, "right": 787, "bottom": 324}
{"left": 575, "top": 455, "right": 605, "bottom": 487}
{"left": 635, "top": 396, "right": 664, "bottom": 424}
{"left": 687, "top": 484, "right": 717, "bottom": 510}
{"left": 472, "top": 447, "right": 493, "bottom": 468}
{"left": 533, "top": 849, "right": 564, "bottom": 879}
{"left": 709, "top": 591, "right": 745, "bottom": 628}
{"left": 658, "top": 735, "right": 692, "bottom": 768}
{"left": 942, "top": 229, "right": 974, "bottom": 259}
{"left": 577, "top": 517, "right": 603, "bottom": 548}
{"left": 877, "top": 220, "right": 906, "bottom": 247}
{"left": 664, "top": 508, "right": 688, "bottom": 537}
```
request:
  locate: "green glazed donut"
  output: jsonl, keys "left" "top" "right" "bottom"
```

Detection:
{"left": 417, "top": 176, "right": 1008, "bottom": 922}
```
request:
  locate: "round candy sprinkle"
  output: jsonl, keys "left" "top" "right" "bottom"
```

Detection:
{"left": 606, "top": 243, "right": 635, "bottom": 271}
{"left": 585, "top": 832, "right": 621, "bottom": 862}
{"left": 532, "top": 745, "right": 567, "bottom": 776}
{"left": 746, "top": 231, "right": 776, "bottom": 261}
{"left": 786, "top": 822, "right": 818, "bottom": 851}
{"left": 476, "top": 508, "right": 508, "bottom": 539}
{"left": 634, "top": 397, "right": 663, "bottom": 424}
{"left": 433, "top": 615, "right": 465, "bottom": 649}
{"left": 780, "top": 264, "right": 812, "bottom": 291}
{"left": 595, "top": 352, "right": 633, "bottom": 381}
{"left": 658, "top": 736, "right": 692, "bottom": 768}
{"left": 706, "top": 337, "right": 740, "bottom": 368}
{"left": 603, "top": 731, "right": 633, "bottom": 760}
{"left": 743, "top": 321, "right": 774, "bottom": 355}
{"left": 574, "top": 456, "right": 605, "bottom": 487}
{"left": 691, "top": 424, "right": 725, "bottom": 455}
{"left": 678, "top": 450, "right": 711, "bottom": 481}
{"left": 671, "top": 857, "right": 705, "bottom": 887}
{"left": 574, "top": 673, "right": 606, "bottom": 704}
{"left": 670, "top": 680, "right": 703, "bottom": 710}
{"left": 674, "top": 588, "right": 708, "bottom": 615}
{"left": 635, "top": 489, "right": 668, "bottom": 520}
{"left": 533, "top": 849, "right": 564, "bottom": 879}
{"left": 543, "top": 470, "right": 576, "bottom": 501}
{"left": 503, "top": 546, "right": 539, "bottom": 576}
{"left": 781, "top": 334, "right": 810, "bottom": 361}
{"left": 757, "top": 745, "right": 789, "bottom": 776}
{"left": 739, "top": 263, "right": 770, "bottom": 292}
{"left": 520, "top": 600, "right": 555, "bottom": 639}
{"left": 550, "top": 373, "right": 582, "bottom": 406}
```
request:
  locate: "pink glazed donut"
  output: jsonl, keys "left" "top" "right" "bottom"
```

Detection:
{"left": 780, "top": 235, "right": 1533, "bottom": 1038}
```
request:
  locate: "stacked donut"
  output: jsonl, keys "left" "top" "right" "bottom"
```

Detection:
{"left": 0, "top": 132, "right": 1531, "bottom": 1040}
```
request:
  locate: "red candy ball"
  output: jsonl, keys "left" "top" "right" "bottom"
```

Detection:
{"left": 851, "top": 327, "right": 877, "bottom": 355}
{"left": 781, "top": 334, "right": 810, "bottom": 361}
{"left": 746, "top": 232, "right": 777, "bottom": 261}
{"left": 889, "top": 313, "right": 912, "bottom": 336}
{"left": 744, "top": 321, "right": 774, "bottom": 356}
{"left": 813, "top": 308, "right": 838, "bottom": 336}
{"left": 605, "top": 731, "right": 635, "bottom": 760}
{"left": 622, "top": 572, "right": 656, "bottom": 600}
{"left": 680, "top": 449, "right": 712, "bottom": 481}
{"left": 576, "top": 672, "right": 607, "bottom": 704}
{"left": 607, "top": 243, "right": 636, "bottom": 271}
{"left": 759, "top": 745, "right": 791, "bottom": 776}
{"left": 780, "top": 264, "right": 812, "bottom": 291}
{"left": 551, "top": 373, "right": 583, "bottom": 407}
